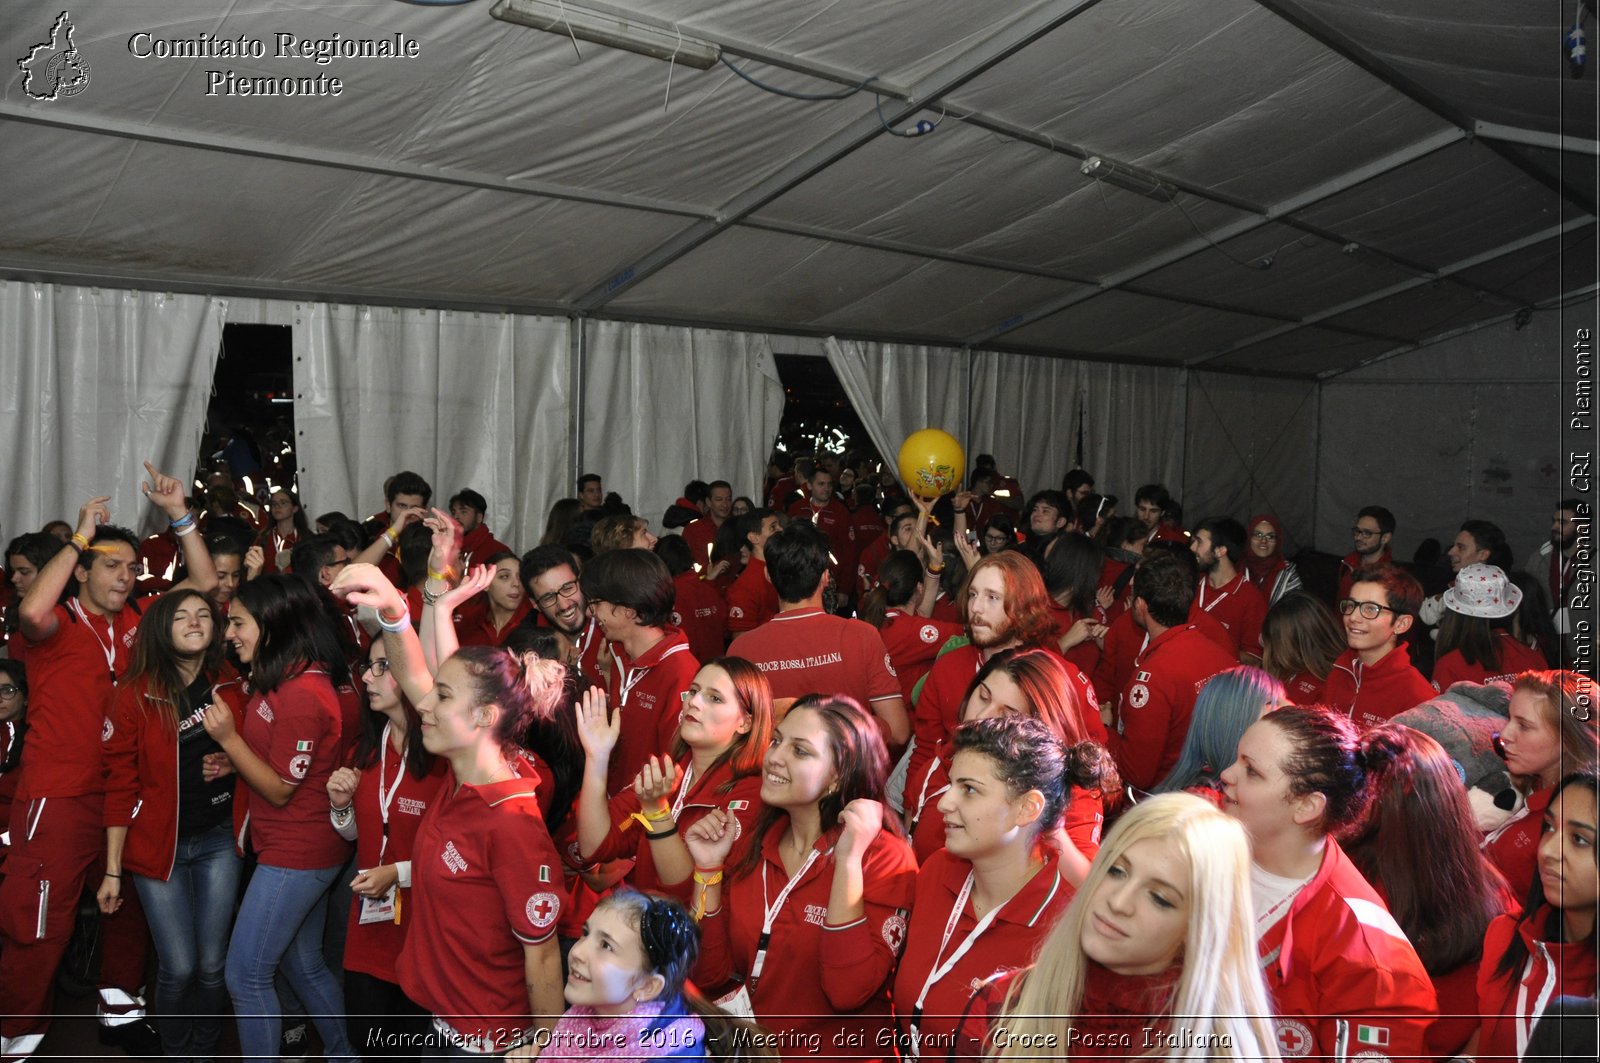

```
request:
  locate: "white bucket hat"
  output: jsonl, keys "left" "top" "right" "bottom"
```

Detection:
{"left": 1442, "top": 563, "right": 1522, "bottom": 619}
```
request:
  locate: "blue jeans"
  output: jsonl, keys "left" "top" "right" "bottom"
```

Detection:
{"left": 131, "top": 824, "right": 242, "bottom": 1061}
{"left": 226, "top": 861, "right": 357, "bottom": 1063}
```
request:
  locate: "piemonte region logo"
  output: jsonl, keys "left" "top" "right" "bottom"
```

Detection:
{"left": 18, "top": 11, "right": 92, "bottom": 101}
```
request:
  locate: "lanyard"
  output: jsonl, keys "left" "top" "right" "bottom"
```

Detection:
{"left": 1514, "top": 945, "right": 1557, "bottom": 1058}
{"left": 670, "top": 764, "right": 695, "bottom": 819}
{"left": 906, "top": 753, "right": 948, "bottom": 837}
{"left": 375, "top": 722, "right": 405, "bottom": 864}
{"left": 70, "top": 600, "right": 118, "bottom": 684}
{"left": 749, "top": 846, "right": 826, "bottom": 988}
{"left": 1196, "top": 575, "right": 1235, "bottom": 613}
{"left": 907, "top": 871, "right": 1005, "bottom": 1058}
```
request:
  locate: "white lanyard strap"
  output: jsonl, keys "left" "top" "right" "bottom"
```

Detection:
{"left": 70, "top": 600, "right": 118, "bottom": 684}
{"left": 907, "top": 872, "right": 1006, "bottom": 1059}
{"left": 906, "top": 753, "right": 947, "bottom": 836}
{"left": 750, "top": 846, "right": 825, "bottom": 987}
{"left": 670, "top": 764, "right": 695, "bottom": 819}
{"left": 1197, "top": 577, "right": 1232, "bottom": 613}
{"left": 375, "top": 722, "right": 406, "bottom": 864}
{"left": 1514, "top": 946, "right": 1558, "bottom": 1058}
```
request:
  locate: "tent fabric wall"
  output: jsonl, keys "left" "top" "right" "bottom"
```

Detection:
{"left": 1315, "top": 314, "right": 1565, "bottom": 562}
{"left": 581, "top": 321, "right": 785, "bottom": 532}
{"left": 825, "top": 338, "right": 971, "bottom": 481}
{"left": 294, "top": 304, "right": 571, "bottom": 549}
{"left": 1078, "top": 361, "right": 1188, "bottom": 510}
{"left": 0, "top": 281, "right": 223, "bottom": 539}
{"left": 1183, "top": 371, "right": 1319, "bottom": 550}
{"left": 969, "top": 349, "right": 1084, "bottom": 504}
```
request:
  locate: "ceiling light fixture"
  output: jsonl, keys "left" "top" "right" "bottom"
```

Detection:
{"left": 1080, "top": 155, "right": 1178, "bottom": 202}
{"left": 490, "top": 0, "right": 721, "bottom": 69}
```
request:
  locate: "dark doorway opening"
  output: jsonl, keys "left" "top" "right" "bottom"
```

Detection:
{"left": 196, "top": 324, "right": 296, "bottom": 505}
{"left": 772, "top": 354, "right": 877, "bottom": 464}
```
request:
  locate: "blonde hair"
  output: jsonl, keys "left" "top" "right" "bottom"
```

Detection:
{"left": 988, "top": 794, "right": 1279, "bottom": 1062}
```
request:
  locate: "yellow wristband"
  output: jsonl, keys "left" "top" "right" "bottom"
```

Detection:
{"left": 70, "top": 533, "right": 90, "bottom": 553}
{"left": 427, "top": 566, "right": 456, "bottom": 583}
{"left": 692, "top": 869, "right": 723, "bottom": 886}
{"left": 640, "top": 804, "right": 673, "bottom": 823}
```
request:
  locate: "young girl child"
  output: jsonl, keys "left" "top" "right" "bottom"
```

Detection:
{"left": 202, "top": 575, "right": 357, "bottom": 1063}
{"left": 1484, "top": 669, "right": 1599, "bottom": 899}
{"left": 1340, "top": 725, "right": 1515, "bottom": 1058}
{"left": 1474, "top": 769, "right": 1598, "bottom": 1062}
{"left": 893, "top": 716, "right": 1074, "bottom": 1060}
{"left": 685, "top": 695, "right": 917, "bottom": 1063}
{"left": 325, "top": 636, "right": 447, "bottom": 1057}
{"left": 1218, "top": 704, "right": 1437, "bottom": 1061}
{"left": 549, "top": 890, "right": 778, "bottom": 1062}
{"left": 904, "top": 648, "right": 1115, "bottom": 874}
{"left": 574, "top": 657, "right": 771, "bottom": 900}
{"left": 98, "top": 589, "right": 239, "bottom": 1062}
{"left": 966, "top": 792, "right": 1277, "bottom": 1061}
{"left": 1152, "top": 665, "right": 1285, "bottom": 800}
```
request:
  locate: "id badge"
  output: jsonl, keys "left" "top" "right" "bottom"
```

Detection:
{"left": 357, "top": 882, "right": 397, "bottom": 924}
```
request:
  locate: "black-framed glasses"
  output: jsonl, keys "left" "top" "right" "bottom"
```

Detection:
{"left": 1338, "top": 598, "right": 1398, "bottom": 620}
{"left": 534, "top": 580, "right": 580, "bottom": 610}
{"left": 1350, "top": 527, "right": 1382, "bottom": 539}
{"left": 359, "top": 659, "right": 391, "bottom": 678}
{"left": 0, "top": 684, "right": 20, "bottom": 699}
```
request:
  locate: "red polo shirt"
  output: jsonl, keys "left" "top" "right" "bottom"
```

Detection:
{"left": 342, "top": 741, "right": 450, "bottom": 983}
{"left": 238, "top": 668, "right": 351, "bottom": 869}
{"left": 879, "top": 610, "right": 965, "bottom": 703}
{"left": 582, "top": 754, "right": 764, "bottom": 899}
{"left": 1282, "top": 670, "right": 1329, "bottom": 705}
{"left": 1107, "top": 624, "right": 1236, "bottom": 791}
{"left": 856, "top": 535, "right": 895, "bottom": 595}
{"left": 788, "top": 497, "right": 854, "bottom": 589}
{"left": 1323, "top": 646, "right": 1435, "bottom": 730}
{"left": 892, "top": 849, "right": 1072, "bottom": 1053}
{"left": 682, "top": 518, "right": 721, "bottom": 571}
{"left": 1194, "top": 570, "right": 1266, "bottom": 658}
{"left": 725, "top": 558, "right": 779, "bottom": 634}
{"left": 728, "top": 608, "right": 900, "bottom": 708}
{"left": 21, "top": 600, "right": 140, "bottom": 798}
{"left": 695, "top": 825, "right": 918, "bottom": 1062}
{"left": 452, "top": 598, "right": 533, "bottom": 649}
{"left": 604, "top": 629, "right": 699, "bottom": 795}
{"left": 398, "top": 761, "right": 563, "bottom": 1052}
{"left": 1091, "top": 604, "right": 1232, "bottom": 708}
{"left": 670, "top": 570, "right": 727, "bottom": 664}
{"left": 1431, "top": 634, "right": 1546, "bottom": 690}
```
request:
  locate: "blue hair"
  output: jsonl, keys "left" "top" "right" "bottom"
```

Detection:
{"left": 1152, "top": 666, "right": 1286, "bottom": 793}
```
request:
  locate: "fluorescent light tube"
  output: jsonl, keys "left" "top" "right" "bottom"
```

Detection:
{"left": 491, "top": 0, "right": 720, "bottom": 69}
{"left": 1080, "top": 155, "right": 1177, "bottom": 202}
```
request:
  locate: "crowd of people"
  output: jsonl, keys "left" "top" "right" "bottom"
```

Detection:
{"left": 0, "top": 450, "right": 1593, "bottom": 1063}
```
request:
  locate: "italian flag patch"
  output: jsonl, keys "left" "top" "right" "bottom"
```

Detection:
{"left": 1355, "top": 1025, "right": 1389, "bottom": 1047}
{"left": 728, "top": 800, "right": 750, "bottom": 811}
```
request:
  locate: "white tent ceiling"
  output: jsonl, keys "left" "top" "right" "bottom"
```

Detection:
{"left": 2, "top": 0, "right": 1594, "bottom": 380}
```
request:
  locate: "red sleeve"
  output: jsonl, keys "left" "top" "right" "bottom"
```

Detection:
{"left": 101, "top": 686, "right": 145, "bottom": 827}
{"left": 855, "top": 625, "right": 901, "bottom": 702}
{"left": 907, "top": 661, "right": 959, "bottom": 801}
{"left": 1239, "top": 590, "right": 1267, "bottom": 658}
{"left": 1430, "top": 652, "right": 1463, "bottom": 691}
{"left": 1092, "top": 614, "right": 1137, "bottom": 706}
{"left": 495, "top": 803, "right": 564, "bottom": 947}
{"left": 817, "top": 837, "right": 918, "bottom": 1011}
{"left": 691, "top": 886, "right": 739, "bottom": 990}
{"left": 1106, "top": 676, "right": 1175, "bottom": 792}
{"left": 265, "top": 679, "right": 336, "bottom": 785}
{"left": 1063, "top": 785, "right": 1104, "bottom": 858}
{"left": 584, "top": 787, "right": 644, "bottom": 865}
{"left": 725, "top": 572, "right": 763, "bottom": 634}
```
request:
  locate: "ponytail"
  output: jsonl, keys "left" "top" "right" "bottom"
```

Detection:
{"left": 450, "top": 646, "right": 567, "bottom": 752}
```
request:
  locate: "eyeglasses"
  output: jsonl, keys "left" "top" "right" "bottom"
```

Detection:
{"left": 1350, "top": 527, "right": 1383, "bottom": 540}
{"left": 359, "top": 659, "right": 391, "bottom": 678}
{"left": 1338, "top": 599, "right": 1399, "bottom": 620}
{"left": 1250, "top": 531, "right": 1278, "bottom": 542}
{"left": 0, "top": 684, "right": 20, "bottom": 699}
{"left": 534, "top": 580, "right": 580, "bottom": 610}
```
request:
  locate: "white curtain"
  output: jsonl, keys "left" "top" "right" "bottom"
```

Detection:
{"left": 294, "top": 305, "right": 571, "bottom": 552}
{"left": 824, "top": 338, "right": 970, "bottom": 481}
{"left": 582, "top": 321, "right": 786, "bottom": 528}
{"left": 1184, "top": 371, "right": 1318, "bottom": 548}
{"left": 0, "top": 281, "right": 224, "bottom": 539}
{"left": 969, "top": 350, "right": 1086, "bottom": 500}
{"left": 1077, "top": 361, "right": 1188, "bottom": 507}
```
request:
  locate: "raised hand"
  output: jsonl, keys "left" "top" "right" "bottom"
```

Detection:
{"left": 422, "top": 507, "right": 463, "bottom": 577}
{"left": 436, "top": 563, "right": 494, "bottom": 610}
{"left": 633, "top": 755, "right": 679, "bottom": 810}
{"left": 682, "top": 808, "right": 738, "bottom": 868}
{"left": 327, "top": 767, "right": 362, "bottom": 809}
{"left": 75, "top": 496, "right": 112, "bottom": 541}
{"left": 244, "top": 545, "right": 266, "bottom": 580}
{"left": 202, "top": 702, "right": 236, "bottom": 743}
{"left": 575, "top": 686, "right": 620, "bottom": 764}
{"left": 837, "top": 798, "right": 885, "bottom": 862}
{"left": 141, "top": 461, "right": 189, "bottom": 519}
{"left": 330, "top": 562, "right": 408, "bottom": 620}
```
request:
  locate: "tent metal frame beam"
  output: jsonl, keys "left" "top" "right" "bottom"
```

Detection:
{"left": 1474, "top": 121, "right": 1600, "bottom": 157}
{"left": 960, "top": 128, "right": 1467, "bottom": 346}
{"left": 0, "top": 104, "right": 713, "bottom": 221}
{"left": 571, "top": 0, "right": 1111, "bottom": 310}
{"left": 1248, "top": 0, "right": 1599, "bottom": 215}
{"left": 1319, "top": 280, "right": 1600, "bottom": 381}
{"left": 1188, "top": 218, "right": 1594, "bottom": 369}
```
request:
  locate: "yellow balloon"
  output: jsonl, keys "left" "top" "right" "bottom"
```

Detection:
{"left": 897, "top": 429, "right": 965, "bottom": 499}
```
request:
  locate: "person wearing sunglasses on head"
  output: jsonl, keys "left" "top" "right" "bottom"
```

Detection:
{"left": 1323, "top": 563, "right": 1435, "bottom": 730}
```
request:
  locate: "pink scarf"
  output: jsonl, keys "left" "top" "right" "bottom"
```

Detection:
{"left": 542, "top": 999, "right": 704, "bottom": 1062}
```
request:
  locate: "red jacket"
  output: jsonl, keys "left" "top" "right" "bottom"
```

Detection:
{"left": 682, "top": 517, "right": 720, "bottom": 571}
{"left": 892, "top": 848, "right": 1072, "bottom": 1055}
{"left": 1091, "top": 605, "right": 1232, "bottom": 709}
{"left": 787, "top": 498, "right": 854, "bottom": 591}
{"left": 579, "top": 754, "right": 764, "bottom": 900}
{"left": 1106, "top": 624, "right": 1236, "bottom": 791}
{"left": 459, "top": 523, "right": 512, "bottom": 569}
{"left": 1336, "top": 549, "right": 1391, "bottom": 602}
{"left": 102, "top": 674, "right": 235, "bottom": 880}
{"left": 1323, "top": 647, "right": 1435, "bottom": 730}
{"left": 1283, "top": 670, "right": 1329, "bottom": 705}
{"left": 1476, "top": 907, "right": 1598, "bottom": 1061}
{"left": 1431, "top": 634, "right": 1547, "bottom": 690}
{"left": 1194, "top": 571, "right": 1267, "bottom": 659}
{"left": 1481, "top": 784, "right": 1552, "bottom": 902}
{"left": 1258, "top": 841, "right": 1436, "bottom": 1063}
{"left": 602, "top": 629, "right": 698, "bottom": 796}
{"left": 695, "top": 825, "right": 918, "bottom": 1062}
{"left": 670, "top": 570, "right": 727, "bottom": 664}
{"left": 725, "top": 558, "right": 778, "bottom": 634}
{"left": 879, "top": 611, "right": 965, "bottom": 704}
{"left": 452, "top": 598, "right": 532, "bottom": 649}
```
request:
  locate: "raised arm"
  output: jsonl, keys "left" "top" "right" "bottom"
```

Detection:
{"left": 19, "top": 496, "right": 109, "bottom": 640}
{"left": 331, "top": 563, "right": 433, "bottom": 704}
{"left": 146, "top": 461, "right": 217, "bottom": 595}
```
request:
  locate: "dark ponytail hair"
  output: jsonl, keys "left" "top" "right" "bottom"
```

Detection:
{"left": 1262, "top": 705, "right": 1379, "bottom": 835}
{"left": 859, "top": 550, "right": 923, "bottom": 628}
{"left": 232, "top": 574, "right": 351, "bottom": 692}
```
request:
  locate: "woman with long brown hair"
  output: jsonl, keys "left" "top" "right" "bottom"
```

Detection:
{"left": 1259, "top": 592, "right": 1346, "bottom": 705}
